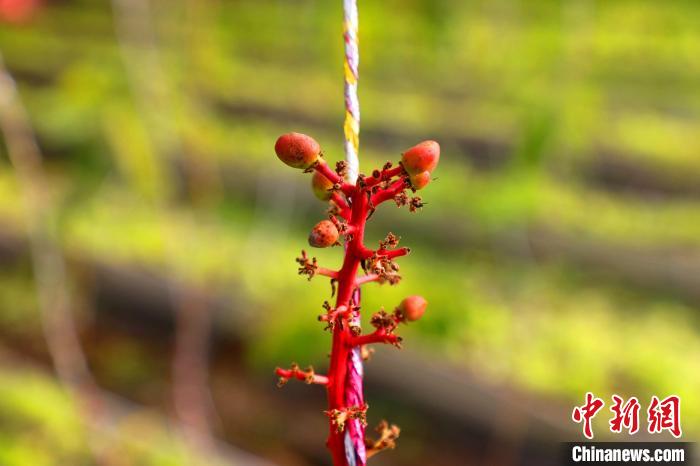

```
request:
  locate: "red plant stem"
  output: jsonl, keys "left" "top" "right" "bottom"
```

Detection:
{"left": 378, "top": 247, "right": 410, "bottom": 259}
{"left": 364, "top": 165, "right": 405, "bottom": 188}
{"left": 315, "top": 160, "right": 354, "bottom": 195}
{"left": 358, "top": 246, "right": 410, "bottom": 260}
{"left": 319, "top": 305, "right": 351, "bottom": 323}
{"left": 317, "top": 267, "right": 339, "bottom": 279}
{"left": 325, "top": 182, "right": 372, "bottom": 466}
{"left": 350, "top": 330, "right": 399, "bottom": 347}
{"left": 341, "top": 224, "right": 358, "bottom": 236}
{"left": 275, "top": 367, "right": 329, "bottom": 385}
{"left": 370, "top": 179, "right": 408, "bottom": 206}
{"left": 295, "top": 166, "right": 409, "bottom": 464}
{"left": 354, "top": 273, "right": 379, "bottom": 286}
{"left": 315, "top": 160, "right": 342, "bottom": 184}
{"left": 331, "top": 192, "right": 351, "bottom": 218}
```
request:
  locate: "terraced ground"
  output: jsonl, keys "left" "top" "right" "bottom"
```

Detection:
{"left": 0, "top": 0, "right": 699, "bottom": 462}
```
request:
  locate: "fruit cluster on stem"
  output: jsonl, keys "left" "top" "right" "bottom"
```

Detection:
{"left": 273, "top": 132, "right": 439, "bottom": 465}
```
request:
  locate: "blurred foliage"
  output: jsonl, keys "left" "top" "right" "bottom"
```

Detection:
{"left": 0, "top": 1, "right": 699, "bottom": 460}
{"left": 0, "top": 357, "right": 224, "bottom": 466}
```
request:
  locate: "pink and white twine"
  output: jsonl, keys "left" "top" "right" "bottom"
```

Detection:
{"left": 342, "top": 1, "right": 366, "bottom": 465}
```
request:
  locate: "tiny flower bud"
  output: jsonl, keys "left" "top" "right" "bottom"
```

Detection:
{"left": 275, "top": 132, "right": 321, "bottom": 169}
{"left": 311, "top": 171, "right": 334, "bottom": 201}
{"left": 397, "top": 295, "right": 427, "bottom": 322}
{"left": 309, "top": 220, "right": 339, "bottom": 248}
{"left": 401, "top": 140, "right": 440, "bottom": 175}
{"left": 409, "top": 171, "right": 431, "bottom": 190}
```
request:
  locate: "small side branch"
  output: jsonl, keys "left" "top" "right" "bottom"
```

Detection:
{"left": 297, "top": 250, "right": 339, "bottom": 280}
{"left": 364, "top": 165, "right": 405, "bottom": 189}
{"left": 358, "top": 244, "right": 410, "bottom": 261}
{"left": 350, "top": 308, "right": 405, "bottom": 347}
{"left": 377, "top": 247, "right": 410, "bottom": 260}
{"left": 317, "top": 267, "right": 339, "bottom": 279}
{"left": 357, "top": 245, "right": 374, "bottom": 259}
{"left": 364, "top": 253, "right": 402, "bottom": 285}
{"left": 358, "top": 233, "right": 411, "bottom": 260}
{"left": 350, "top": 330, "right": 401, "bottom": 348}
{"left": 314, "top": 159, "right": 342, "bottom": 184}
{"left": 370, "top": 179, "right": 407, "bottom": 207}
{"left": 329, "top": 215, "right": 355, "bottom": 237}
{"left": 354, "top": 273, "right": 379, "bottom": 287}
{"left": 330, "top": 192, "right": 351, "bottom": 219}
{"left": 276, "top": 364, "right": 329, "bottom": 387}
{"left": 315, "top": 160, "right": 355, "bottom": 195}
{"left": 318, "top": 304, "right": 354, "bottom": 331}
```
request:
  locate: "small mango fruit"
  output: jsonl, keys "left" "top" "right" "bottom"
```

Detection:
{"left": 308, "top": 220, "right": 339, "bottom": 248}
{"left": 397, "top": 295, "right": 427, "bottom": 322}
{"left": 275, "top": 132, "right": 321, "bottom": 169}
{"left": 311, "top": 171, "right": 334, "bottom": 201}
{"left": 409, "top": 171, "right": 431, "bottom": 190}
{"left": 401, "top": 140, "right": 440, "bottom": 175}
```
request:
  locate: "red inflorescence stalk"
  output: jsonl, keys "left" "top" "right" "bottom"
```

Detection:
{"left": 274, "top": 133, "right": 439, "bottom": 465}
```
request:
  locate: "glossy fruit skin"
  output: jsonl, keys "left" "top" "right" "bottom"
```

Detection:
{"left": 409, "top": 171, "right": 431, "bottom": 190}
{"left": 311, "top": 171, "right": 334, "bottom": 201}
{"left": 275, "top": 132, "right": 321, "bottom": 169}
{"left": 308, "top": 220, "right": 339, "bottom": 248}
{"left": 401, "top": 140, "right": 440, "bottom": 175}
{"left": 398, "top": 295, "right": 427, "bottom": 321}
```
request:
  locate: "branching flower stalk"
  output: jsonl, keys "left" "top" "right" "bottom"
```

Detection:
{"left": 274, "top": 133, "right": 439, "bottom": 465}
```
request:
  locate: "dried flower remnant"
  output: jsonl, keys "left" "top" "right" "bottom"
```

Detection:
{"left": 365, "top": 420, "right": 401, "bottom": 458}
{"left": 273, "top": 132, "right": 438, "bottom": 464}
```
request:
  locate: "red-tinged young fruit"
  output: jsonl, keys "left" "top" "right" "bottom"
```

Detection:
{"left": 401, "top": 140, "right": 440, "bottom": 175}
{"left": 409, "top": 171, "right": 431, "bottom": 190}
{"left": 311, "top": 171, "right": 334, "bottom": 201}
{"left": 275, "top": 132, "right": 321, "bottom": 169}
{"left": 398, "top": 295, "right": 427, "bottom": 322}
{"left": 309, "top": 220, "right": 339, "bottom": 248}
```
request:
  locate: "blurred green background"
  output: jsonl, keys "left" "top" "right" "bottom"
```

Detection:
{"left": 0, "top": 0, "right": 699, "bottom": 464}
